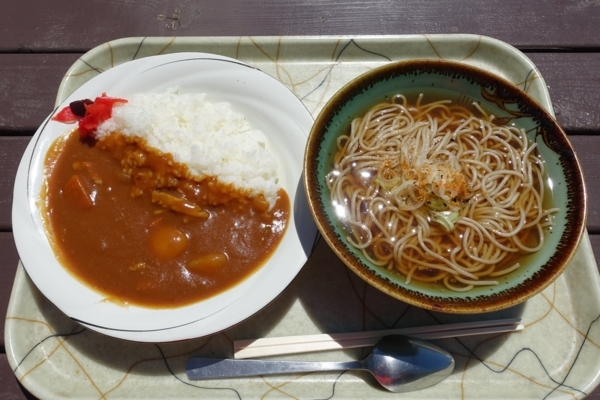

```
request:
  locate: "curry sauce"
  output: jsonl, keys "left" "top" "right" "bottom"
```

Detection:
{"left": 42, "top": 130, "right": 289, "bottom": 308}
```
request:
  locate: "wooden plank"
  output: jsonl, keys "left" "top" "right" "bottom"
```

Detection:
{"left": 0, "top": 137, "right": 31, "bottom": 230}
{"left": 526, "top": 52, "right": 600, "bottom": 133}
{"left": 0, "top": 54, "right": 80, "bottom": 132}
{"left": 1, "top": 52, "right": 600, "bottom": 133}
{"left": 571, "top": 136, "right": 600, "bottom": 233}
{"left": 0, "top": 354, "right": 34, "bottom": 400}
{"left": 2, "top": 0, "right": 600, "bottom": 51}
{"left": 590, "top": 386, "right": 600, "bottom": 400}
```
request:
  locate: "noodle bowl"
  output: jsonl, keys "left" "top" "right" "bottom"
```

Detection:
{"left": 305, "top": 59, "right": 586, "bottom": 313}
{"left": 327, "top": 94, "right": 558, "bottom": 292}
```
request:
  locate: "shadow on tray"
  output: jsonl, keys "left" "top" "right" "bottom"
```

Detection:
{"left": 294, "top": 238, "right": 526, "bottom": 371}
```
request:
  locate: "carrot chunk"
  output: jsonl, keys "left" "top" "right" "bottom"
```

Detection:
{"left": 63, "top": 174, "right": 93, "bottom": 210}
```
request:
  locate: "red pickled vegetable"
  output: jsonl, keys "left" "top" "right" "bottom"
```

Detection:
{"left": 69, "top": 99, "right": 93, "bottom": 117}
{"left": 51, "top": 94, "right": 128, "bottom": 138}
{"left": 51, "top": 105, "right": 78, "bottom": 123}
{"left": 78, "top": 94, "right": 128, "bottom": 138}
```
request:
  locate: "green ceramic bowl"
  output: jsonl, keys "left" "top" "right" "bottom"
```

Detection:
{"left": 304, "top": 59, "right": 587, "bottom": 313}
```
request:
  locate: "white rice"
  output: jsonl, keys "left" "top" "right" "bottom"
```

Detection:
{"left": 95, "top": 89, "right": 280, "bottom": 207}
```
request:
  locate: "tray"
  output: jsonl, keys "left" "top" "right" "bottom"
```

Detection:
{"left": 6, "top": 35, "right": 600, "bottom": 399}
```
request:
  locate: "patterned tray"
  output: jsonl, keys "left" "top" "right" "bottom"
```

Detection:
{"left": 6, "top": 35, "right": 600, "bottom": 399}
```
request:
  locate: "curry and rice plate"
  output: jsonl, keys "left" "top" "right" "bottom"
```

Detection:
{"left": 42, "top": 91, "right": 289, "bottom": 308}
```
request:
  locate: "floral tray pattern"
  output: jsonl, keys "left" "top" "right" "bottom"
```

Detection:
{"left": 5, "top": 35, "right": 600, "bottom": 399}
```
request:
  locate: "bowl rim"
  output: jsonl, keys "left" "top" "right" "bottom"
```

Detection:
{"left": 304, "top": 58, "right": 588, "bottom": 314}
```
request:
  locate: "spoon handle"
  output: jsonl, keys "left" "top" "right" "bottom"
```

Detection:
{"left": 186, "top": 358, "right": 361, "bottom": 380}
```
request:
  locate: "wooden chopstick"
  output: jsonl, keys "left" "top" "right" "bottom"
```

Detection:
{"left": 234, "top": 318, "right": 523, "bottom": 359}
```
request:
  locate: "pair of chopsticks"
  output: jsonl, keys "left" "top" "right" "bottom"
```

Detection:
{"left": 234, "top": 318, "right": 523, "bottom": 359}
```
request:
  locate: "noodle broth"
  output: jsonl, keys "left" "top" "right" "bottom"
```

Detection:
{"left": 326, "top": 90, "right": 558, "bottom": 293}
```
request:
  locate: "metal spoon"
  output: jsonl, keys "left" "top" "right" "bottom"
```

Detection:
{"left": 186, "top": 335, "right": 454, "bottom": 392}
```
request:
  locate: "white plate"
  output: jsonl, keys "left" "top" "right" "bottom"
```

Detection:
{"left": 12, "top": 53, "right": 317, "bottom": 341}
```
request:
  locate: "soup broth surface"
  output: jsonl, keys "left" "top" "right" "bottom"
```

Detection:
{"left": 326, "top": 93, "right": 557, "bottom": 292}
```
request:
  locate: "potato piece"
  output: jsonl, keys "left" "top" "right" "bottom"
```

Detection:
{"left": 149, "top": 226, "right": 189, "bottom": 260}
{"left": 63, "top": 174, "right": 93, "bottom": 210}
{"left": 252, "top": 194, "right": 270, "bottom": 213}
{"left": 187, "top": 253, "right": 228, "bottom": 272}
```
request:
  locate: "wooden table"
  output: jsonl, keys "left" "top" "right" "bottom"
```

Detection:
{"left": 2, "top": 1, "right": 600, "bottom": 398}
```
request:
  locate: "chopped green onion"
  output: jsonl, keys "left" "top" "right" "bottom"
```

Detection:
{"left": 432, "top": 210, "right": 460, "bottom": 232}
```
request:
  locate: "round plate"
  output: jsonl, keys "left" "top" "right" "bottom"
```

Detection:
{"left": 13, "top": 53, "right": 317, "bottom": 341}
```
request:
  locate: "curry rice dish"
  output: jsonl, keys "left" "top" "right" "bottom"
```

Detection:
{"left": 42, "top": 92, "right": 290, "bottom": 308}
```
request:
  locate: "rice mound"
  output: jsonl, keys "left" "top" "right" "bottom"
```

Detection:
{"left": 96, "top": 89, "right": 280, "bottom": 207}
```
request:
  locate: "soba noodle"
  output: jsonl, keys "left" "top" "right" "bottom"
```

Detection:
{"left": 327, "top": 94, "right": 558, "bottom": 292}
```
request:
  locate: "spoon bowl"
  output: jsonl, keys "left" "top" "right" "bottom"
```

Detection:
{"left": 363, "top": 335, "right": 455, "bottom": 392}
{"left": 186, "top": 335, "right": 455, "bottom": 392}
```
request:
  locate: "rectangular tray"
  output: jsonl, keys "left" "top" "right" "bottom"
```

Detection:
{"left": 6, "top": 35, "right": 600, "bottom": 399}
